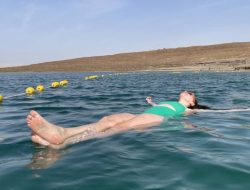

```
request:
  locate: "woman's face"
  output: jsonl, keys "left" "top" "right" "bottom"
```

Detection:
{"left": 180, "top": 91, "right": 196, "bottom": 106}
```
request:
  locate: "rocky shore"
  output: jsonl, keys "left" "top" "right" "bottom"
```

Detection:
{"left": 1, "top": 42, "right": 250, "bottom": 72}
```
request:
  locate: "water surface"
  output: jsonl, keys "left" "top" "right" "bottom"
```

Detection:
{"left": 0, "top": 72, "right": 249, "bottom": 190}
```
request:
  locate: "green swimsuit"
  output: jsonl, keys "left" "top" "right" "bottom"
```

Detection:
{"left": 143, "top": 101, "right": 186, "bottom": 117}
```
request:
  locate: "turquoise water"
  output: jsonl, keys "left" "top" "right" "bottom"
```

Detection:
{"left": 0, "top": 72, "right": 249, "bottom": 190}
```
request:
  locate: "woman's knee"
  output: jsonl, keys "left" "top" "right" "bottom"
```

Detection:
{"left": 98, "top": 116, "right": 116, "bottom": 127}
{"left": 99, "top": 116, "right": 111, "bottom": 124}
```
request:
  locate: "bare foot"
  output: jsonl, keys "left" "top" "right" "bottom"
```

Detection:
{"left": 27, "top": 110, "right": 66, "bottom": 145}
{"left": 31, "top": 132, "right": 67, "bottom": 149}
{"left": 31, "top": 131, "right": 50, "bottom": 146}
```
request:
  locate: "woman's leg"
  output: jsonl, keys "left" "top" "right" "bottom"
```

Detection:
{"left": 67, "top": 114, "right": 165, "bottom": 141}
{"left": 111, "top": 114, "right": 164, "bottom": 132}
{"left": 30, "top": 113, "right": 164, "bottom": 149}
{"left": 63, "top": 114, "right": 164, "bottom": 148}
{"left": 27, "top": 110, "right": 136, "bottom": 145}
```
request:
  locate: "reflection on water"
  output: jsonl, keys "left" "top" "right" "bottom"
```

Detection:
{"left": 27, "top": 146, "right": 67, "bottom": 170}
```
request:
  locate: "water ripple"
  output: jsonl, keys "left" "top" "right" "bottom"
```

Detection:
{"left": 0, "top": 72, "right": 250, "bottom": 190}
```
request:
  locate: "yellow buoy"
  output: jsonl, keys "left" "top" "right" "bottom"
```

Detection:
{"left": 60, "top": 80, "right": 68, "bottom": 86}
{"left": 0, "top": 94, "right": 3, "bottom": 103}
{"left": 36, "top": 85, "right": 45, "bottom": 92}
{"left": 25, "top": 87, "right": 35, "bottom": 95}
{"left": 85, "top": 75, "right": 99, "bottom": 80}
{"left": 51, "top": 81, "right": 60, "bottom": 88}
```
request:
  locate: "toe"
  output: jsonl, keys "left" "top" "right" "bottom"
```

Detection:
{"left": 31, "top": 136, "right": 40, "bottom": 144}
{"left": 31, "top": 135, "right": 50, "bottom": 146}
{"left": 27, "top": 115, "right": 33, "bottom": 120}
{"left": 30, "top": 110, "right": 38, "bottom": 117}
{"left": 26, "top": 116, "right": 33, "bottom": 124}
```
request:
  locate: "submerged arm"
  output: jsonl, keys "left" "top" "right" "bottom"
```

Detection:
{"left": 195, "top": 108, "right": 250, "bottom": 113}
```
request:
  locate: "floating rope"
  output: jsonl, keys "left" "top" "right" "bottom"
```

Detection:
{"left": 0, "top": 79, "right": 69, "bottom": 104}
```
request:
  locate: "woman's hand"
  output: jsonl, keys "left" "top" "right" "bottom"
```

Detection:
{"left": 146, "top": 96, "right": 153, "bottom": 104}
{"left": 146, "top": 96, "right": 157, "bottom": 106}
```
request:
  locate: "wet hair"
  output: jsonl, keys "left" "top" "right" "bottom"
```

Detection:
{"left": 188, "top": 99, "right": 211, "bottom": 110}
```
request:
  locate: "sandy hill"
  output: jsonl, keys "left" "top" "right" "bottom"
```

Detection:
{"left": 1, "top": 42, "right": 250, "bottom": 72}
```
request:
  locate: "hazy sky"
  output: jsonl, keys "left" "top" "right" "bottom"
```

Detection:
{"left": 0, "top": 0, "right": 250, "bottom": 67}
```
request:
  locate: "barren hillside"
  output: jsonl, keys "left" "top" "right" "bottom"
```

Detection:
{"left": 1, "top": 42, "right": 250, "bottom": 72}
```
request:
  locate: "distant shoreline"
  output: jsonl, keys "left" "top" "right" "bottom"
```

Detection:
{"left": 1, "top": 42, "right": 250, "bottom": 72}
{"left": 1, "top": 69, "right": 249, "bottom": 74}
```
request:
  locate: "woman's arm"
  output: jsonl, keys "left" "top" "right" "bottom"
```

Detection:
{"left": 195, "top": 108, "right": 250, "bottom": 113}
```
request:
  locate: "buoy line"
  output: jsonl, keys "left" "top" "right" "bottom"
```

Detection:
{"left": 0, "top": 72, "right": 135, "bottom": 104}
{"left": 0, "top": 80, "right": 69, "bottom": 104}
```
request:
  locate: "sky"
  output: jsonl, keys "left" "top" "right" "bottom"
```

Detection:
{"left": 0, "top": 0, "right": 250, "bottom": 67}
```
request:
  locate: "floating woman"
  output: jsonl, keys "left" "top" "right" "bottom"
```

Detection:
{"left": 26, "top": 91, "right": 217, "bottom": 149}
